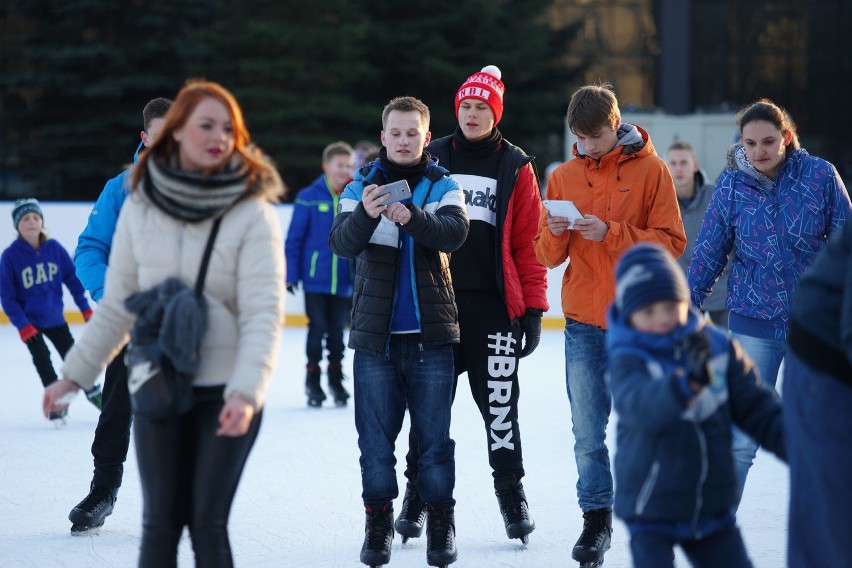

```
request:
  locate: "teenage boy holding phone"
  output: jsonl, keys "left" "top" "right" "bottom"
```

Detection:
{"left": 398, "top": 65, "right": 549, "bottom": 547}
{"left": 329, "top": 95, "right": 469, "bottom": 568}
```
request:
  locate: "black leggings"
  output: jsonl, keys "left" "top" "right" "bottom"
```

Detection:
{"left": 134, "top": 386, "right": 262, "bottom": 568}
{"left": 25, "top": 323, "right": 75, "bottom": 388}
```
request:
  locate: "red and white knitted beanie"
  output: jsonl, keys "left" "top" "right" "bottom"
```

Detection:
{"left": 455, "top": 65, "right": 505, "bottom": 125}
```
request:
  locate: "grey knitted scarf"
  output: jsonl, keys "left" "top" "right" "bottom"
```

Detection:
{"left": 144, "top": 154, "right": 249, "bottom": 222}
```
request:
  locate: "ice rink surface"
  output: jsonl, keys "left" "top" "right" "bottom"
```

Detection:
{"left": 0, "top": 326, "right": 788, "bottom": 567}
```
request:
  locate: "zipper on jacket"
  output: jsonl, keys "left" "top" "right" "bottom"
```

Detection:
{"left": 309, "top": 250, "right": 319, "bottom": 278}
{"left": 635, "top": 460, "right": 660, "bottom": 516}
{"left": 331, "top": 190, "right": 340, "bottom": 295}
{"left": 691, "top": 423, "right": 709, "bottom": 538}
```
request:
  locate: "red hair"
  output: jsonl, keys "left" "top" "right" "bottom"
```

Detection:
{"left": 132, "top": 79, "right": 272, "bottom": 189}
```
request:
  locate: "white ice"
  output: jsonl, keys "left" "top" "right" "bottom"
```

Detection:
{"left": 0, "top": 325, "right": 788, "bottom": 568}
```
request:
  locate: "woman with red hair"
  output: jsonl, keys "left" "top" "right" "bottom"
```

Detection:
{"left": 44, "top": 80, "right": 285, "bottom": 567}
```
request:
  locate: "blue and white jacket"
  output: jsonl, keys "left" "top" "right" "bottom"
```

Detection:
{"left": 607, "top": 305, "right": 785, "bottom": 536}
{"left": 328, "top": 160, "right": 469, "bottom": 357}
{"left": 74, "top": 145, "right": 140, "bottom": 302}
{"left": 0, "top": 238, "right": 91, "bottom": 330}
{"left": 688, "top": 146, "right": 850, "bottom": 340}
{"left": 285, "top": 175, "right": 354, "bottom": 297}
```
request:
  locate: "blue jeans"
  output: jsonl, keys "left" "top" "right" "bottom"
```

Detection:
{"left": 354, "top": 335, "right": 456, "bottom": 507}
{"left": 729, "top": 332, "right": 786, "bottom": 506}
{"left": 564, "top": 318, "right": 612, "bottom": 512}
{"left": 785, "top": 352, "right": 852, "bottom": 568}
{"left": 630, "top": 522, "right": 752, "bottom": 568}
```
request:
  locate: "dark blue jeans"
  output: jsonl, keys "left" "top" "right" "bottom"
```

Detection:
{"left": 785, "top": 351, "right": 852, "bottom": 568}
{"left": 304, "top": 292, "right": 351, "bottom": 366}
{"left": 630, "top": 522, "right": 752, "bottom": 568}
{"left": 354, "top": 335, "right": 456, "bottom": 507}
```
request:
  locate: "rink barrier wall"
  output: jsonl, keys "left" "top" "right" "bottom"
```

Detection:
{"left": 0, "top": 202, "right": 568, "bottom": 330}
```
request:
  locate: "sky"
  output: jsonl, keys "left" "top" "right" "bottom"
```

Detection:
{"left": 0, "top": 326, "right": 789, "bottom": 568}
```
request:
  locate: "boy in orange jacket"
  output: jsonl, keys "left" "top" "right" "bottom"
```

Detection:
{"left": 533, "top": 83, "right": 685, "bottom": 567}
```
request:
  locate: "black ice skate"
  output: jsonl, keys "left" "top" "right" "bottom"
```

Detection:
{"left": 426, "top": 504, "right": 457, "bottom": 568}
{"left": 68, "top": 483, "right": 118, "bottom": 534}
{"left": 571, "top": 507, "right": 612, "bottom": 567}
{"left": 327, "top": 362, "right": 350, "bottom": 407}
{"left": 495, "top": 480, "right": 535, "bottom": 544}
{"left": 360, "top": 502, "right": 394, "bottom": 567}
{"left": 395, "top": 481, "right": 426, "bottom": 543}
{"left": 305, "top": 364, "right": 326, "bottom": 407}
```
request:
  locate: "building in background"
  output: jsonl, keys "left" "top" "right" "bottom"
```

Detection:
{"left": 551, "top": 0, "right": 851, "bottom": 183}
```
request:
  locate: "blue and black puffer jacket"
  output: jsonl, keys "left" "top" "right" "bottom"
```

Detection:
{"left": 328, "top": 160, "right": 469, "bottom": 358}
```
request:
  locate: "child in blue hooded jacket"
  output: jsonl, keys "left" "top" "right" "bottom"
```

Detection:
{"left": 608, "top": 243, "right": 785, "bottom": 568}
{"left": 0, "top": 198, "right": 100, "bottom": 425}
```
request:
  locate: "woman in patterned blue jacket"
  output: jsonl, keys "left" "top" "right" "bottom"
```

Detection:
{"left": 687, "top": 99, "right": 851, "bottom": 506}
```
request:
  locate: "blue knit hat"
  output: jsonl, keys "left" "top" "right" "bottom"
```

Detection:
{"left": 615, "top": 243, "right": 689, "bottom": 319}
{"left": 12, "top": 198, "right": 43, "bottom": 229}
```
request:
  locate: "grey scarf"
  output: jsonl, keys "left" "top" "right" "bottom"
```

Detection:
{"left": 144, "top": 154, "right": 249, "bottom": 222}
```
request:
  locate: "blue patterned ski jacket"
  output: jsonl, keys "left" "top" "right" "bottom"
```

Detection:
{"left": 688, "top": 146, "right": 850, "bottom": 339}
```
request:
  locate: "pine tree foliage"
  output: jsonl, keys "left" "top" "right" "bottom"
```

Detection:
{"left": 0, "top": 0, "right": 585, "bottom": 200}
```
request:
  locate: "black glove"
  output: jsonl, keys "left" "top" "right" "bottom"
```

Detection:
{"left": 681, "top": 330, "right": 712, "bottom": 386}
{"left": 518, "top": 308, "right": 544, "bottom": 359}
{"left": 286, "top": 282, "right": 297, "bottom": 295}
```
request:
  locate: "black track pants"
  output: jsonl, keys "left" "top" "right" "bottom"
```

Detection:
{"left": 406, "top": 290, "right": 525, "bottom": 486}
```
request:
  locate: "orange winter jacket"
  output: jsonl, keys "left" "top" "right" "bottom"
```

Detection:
{"left": 533, "top": 124, "right": 685, "bottom": 329}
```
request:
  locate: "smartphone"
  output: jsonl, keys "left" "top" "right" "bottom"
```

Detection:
{"left": 378, "top": 180, "right": 412, "bottom": 204}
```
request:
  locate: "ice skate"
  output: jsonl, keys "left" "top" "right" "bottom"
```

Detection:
{"left": 426, "top": 504, "right": 457, "bottom": 567}
{"left": 327, "top": 362, "right": 350, "bottom": 407}
{"left": 394, "top": 480, "right": 426, "bottom": 543}
{"left": 360, "top": 502, "right": 394, "bottom": 567}
{"left": 495, "top": 480, "right": 535, "bottom": 544}
{"left": 49, "top": 408, "right": 68, "bottom": 428}
{"left": 572, "top": 507, "right": 612, "bottom": 567}
{"left": 68, "top": 483, "right": 117, "bottom": 535}
{"left": 305, "top": 364, "right": 326, "bottom": 407}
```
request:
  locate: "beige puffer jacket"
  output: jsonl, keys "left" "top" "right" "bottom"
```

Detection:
{"left": 61, "top": 190, "right": 285, "bottom": 410}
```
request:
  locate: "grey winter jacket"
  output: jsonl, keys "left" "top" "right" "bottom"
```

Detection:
{"left": 679, "top": 171, "right": 729, "bottom": 313}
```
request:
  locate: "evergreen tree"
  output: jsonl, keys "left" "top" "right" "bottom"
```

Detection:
{"left": 1, "top": 0, "right": 212, "bottom": 199}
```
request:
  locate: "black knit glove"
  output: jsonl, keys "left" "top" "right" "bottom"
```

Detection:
{"left": 286, "top": 282, "right": 297, "bottom": 295}
{"left": 518, "top": 308, "right": 544, "bottom": 359}
{"left": 681, "top": 330, "right": 712, "bottom": 386}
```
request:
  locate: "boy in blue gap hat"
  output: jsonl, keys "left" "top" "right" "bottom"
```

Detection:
{"left": 606, "top": 243, "right": 785, "bottom": 568}
{"left": 0, "top": 198, "right": 100, "bottom": 427}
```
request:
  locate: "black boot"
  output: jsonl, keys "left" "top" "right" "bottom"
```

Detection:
{"left": 305, "top": 364, "right": 326, "bottom": 407}
{"left": 394, "top": 480, "right": 426, "bottom": 542}
{"left": 426, "top": 504, "right": 457, "bottom": 567}
{"left": 495, "top": 480, "right": 535, "bottom": 542}
{"left": 68, "top": 482, "right": 118, "bottom": 534}
{"left": 327, "top": 362, "right": 350, "bottom": 407}
{"left": 571, "top": 507, "right": 612, "bottom": 565}
{"left": 360, "top": 502, "right": 394, "bottom": 567}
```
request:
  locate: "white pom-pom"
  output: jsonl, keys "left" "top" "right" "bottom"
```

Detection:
{"left": 480, "top": 65, "right": 502, "bottom": 80}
